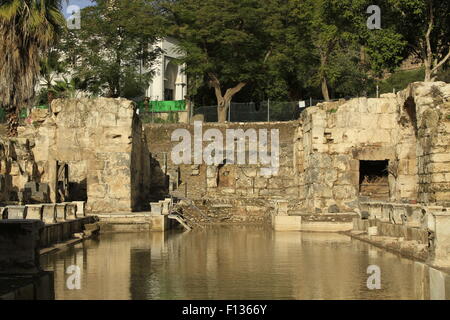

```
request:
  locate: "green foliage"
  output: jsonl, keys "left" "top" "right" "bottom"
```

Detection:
{"left": 375, "top": 0, "right": 449, "bottom": 79}
{"left": 165, "top": 0, "right": 270, "bottom": 89}
{"left": 48, "top": 77, "right": 82, "bottom": 99}
{"left": 378, "top": 68, "right": 425, "bottom": 94}
{"left": 4, "top": 0, "right": 447, "bottom": 120}
{"left": 60, "top": 0, "right": 165, "bottom": 99}
{"left": 0, "top": 0, "right": 66, "bottom": 135}
{"left": 365, "top": 30, "right": 408, "bottom": 75}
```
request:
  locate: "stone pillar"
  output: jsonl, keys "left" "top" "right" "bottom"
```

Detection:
{"left": 150, "top": 202, "right": 162, "bottom": 215}
{"left": 73, "top": 201, "right": 85, "bottom": 217}
{"left": 6, "top": 206, "right": 28, "bottom": 219}
{"left": 42, "top": 204, "right": 56, "bottom": 224}
{"left": 65, "top": 203, "right": 78, "bottom": 220}
{"left": 26, "top": 205, "right": 44, "bottom": 220}
{"left": 55, "top": 203, "right": 67, "bottom": 222}
{"left": 431, "top": 210, "right": 450, "bottom": 268}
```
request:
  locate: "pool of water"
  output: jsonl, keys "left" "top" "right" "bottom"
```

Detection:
{"left": 40, "top": 226, "right": 449, "bottom": 300}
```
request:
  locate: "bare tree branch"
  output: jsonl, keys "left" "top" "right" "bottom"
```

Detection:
{"left": 425, "top": 0, "right": 433, "bottom": 66}
{"left": 208, "top": 72, "right": 223, "bottom": 101}
{"left": 432, "top": 49, "right": 450, "bottom": 73}
{"left": 224, "top": 82, "right": 246, "bottom": 101}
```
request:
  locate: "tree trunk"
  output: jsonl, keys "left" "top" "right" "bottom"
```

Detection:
{"left": 319, "top": 52, "right": 331, "bottom": 101}
{"left": 321, "top": 76, "right": 330, "bottom": 101}
{"left": 423, "top": 2, "right": 434, "bottom": 83}
{"left": 424, "top": 62, "right": 433, "bottom": 82}
{"left": 217, "top": 98, "right": 230, "bottom": 123}
{"left": 421, "top": 0, "right": 450, "bottom": 82}
{"left": 209, "top": 73, "right": 246, "bottom": 123}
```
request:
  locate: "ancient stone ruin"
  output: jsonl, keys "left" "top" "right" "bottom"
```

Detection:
{"left": 18, "top": 98, "right": 152, "bottom": 213}
{"left": 0, "top": 81, "right": 449, "bottom": 271}
{"left": 146, "top": 82, "right": 450, "bottom": 222}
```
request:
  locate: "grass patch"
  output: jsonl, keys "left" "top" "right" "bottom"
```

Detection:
{"left": 378, "top": 68, "right": 425, "bottom": 94}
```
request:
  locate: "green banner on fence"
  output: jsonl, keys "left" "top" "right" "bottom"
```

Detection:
{"left": 140, "top": 100, "right": 186, "bottom": 112}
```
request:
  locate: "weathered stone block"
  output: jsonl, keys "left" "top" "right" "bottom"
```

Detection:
{"left": 272, "top": 215, "right": 302, "bottom": 231}
{"left": 55, "top": 204, "right": 67, "bottom": 222}
{"left": 42, "top": 205, "right": 56, "bottom": 224}
{"left": 73, "top": 201, "right": 85, "bottom": 217}
{"left": 65, "top": 203, "right": 78, "bottom": 220}
{"left": 150, "top": 215, "right": 168, "bottom": 232}
{"left": 431, "top": 211, "right": 450, "bottom": 268}
{"left": 26, "top": 205, "right": 43, "bottom": 220}
{"left": 150, "top": 202, "right": 162, "bottom": 215}
{"left": 7, "top": 206, "right": 28, "bottom": 220}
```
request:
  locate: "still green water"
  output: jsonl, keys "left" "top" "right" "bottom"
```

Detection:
{"left": 40, "top": 226, "right": 448, "bottom": 300}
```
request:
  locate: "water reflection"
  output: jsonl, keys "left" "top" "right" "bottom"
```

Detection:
{"left": 40, "top": 226, "right": 449, "bottom": 300}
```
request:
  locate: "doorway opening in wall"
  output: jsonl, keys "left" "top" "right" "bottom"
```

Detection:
{"left": 359, "top": 160, "right": 390, "bottom": 200}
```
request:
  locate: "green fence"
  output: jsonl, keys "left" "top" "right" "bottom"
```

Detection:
{"left": 138, "top": 100, "right": 186, "bottom": 112}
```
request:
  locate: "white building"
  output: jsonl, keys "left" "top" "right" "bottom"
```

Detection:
{"left": 146, "top": 37, "right": 187, "bottom": 101}
{"left": 35, "top": 37, "right": 187, "bottom": 103}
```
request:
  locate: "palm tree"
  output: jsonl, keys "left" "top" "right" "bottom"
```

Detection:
{"left": 0, "top": 0, "right": 65, "bottom": 136}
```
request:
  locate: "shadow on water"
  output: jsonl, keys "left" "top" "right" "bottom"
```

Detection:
{"left": 40, "top": 226, "right": 450, "bottom": 300}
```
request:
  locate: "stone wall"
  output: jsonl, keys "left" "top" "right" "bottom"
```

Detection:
{"left": 6, "top": 81, "right": 446, "bottom": 219}
{"left": 295, "top": 82, "right": 450, "bottom": 214}
{"left": 19, "top": 98, "right": 151, "bottom": 213}
{"left": 399, "top": 82, "right": 450, "bottom": 205}
{"left": 0, "top": 138, "right": 40, "bottom": 204}
{"left": 145, "top": 82, "right": 450, "bottom": 220}
{"left": 296, "top": 94, "right": 412, "bottom": 213}
{"left": 144, "top": 122, "right": 300, "bottom": 222}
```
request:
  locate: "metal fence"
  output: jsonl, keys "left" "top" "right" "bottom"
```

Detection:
{"left": 139, "top": 110, "right": 182, "bottom": 124}
{"left": 0, "top": 99, "right": 329, "bottom": 125}
{"left": 192, "top": 99, "right": 326, "bottom": 123}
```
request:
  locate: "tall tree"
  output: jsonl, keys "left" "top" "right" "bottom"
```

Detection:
{"left": 0, "top": 0, "right": 65, "bottom": 136}
{"left": 261, "top": 0, "right": 316, "bottom": 101}
{"left": 164, "top": 0, "right": 271, "bottom": 122}
{"left": 305, "top": 0, "right": 377, "bottom": 101}
{"left": 61, "top": 0, "right": 164, "bottom": 99}
{"left": 386, "top": 0, "right": 450, "bottom": 81}
{"left": 353, "top": 0, "right": 449, "bottom": 81}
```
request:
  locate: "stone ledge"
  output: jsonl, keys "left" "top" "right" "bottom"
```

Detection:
{"left": 346, "top": 231, "right": 429, "bottom": 263}
{"left": 272, "top": 216, "right": 302, "bottom": 231}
